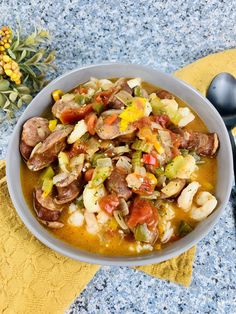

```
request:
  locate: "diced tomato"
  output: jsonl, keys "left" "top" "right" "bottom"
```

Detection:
{"left": 60, "top": 104, "right": 93, "bottom": 124}
{"left": 67, "top": 141, "right": 87, "bottom": 158}
{"left": 142, "top": 154, "right": 159, "bottom": 167}
{"left": 104, "top": 113, "right": 118, "bottom": 125}
{"left": 99, "top": 194, "right": 120, "bottom": 216}
{"left": 74, "top": 86, "right": 88, "bottom": 94}
{"left": 170, "top": 131, "right": 181, "bottom": 157}
{"left": 95, "top": 88, "right": 115, "bottom": 106}
{"left": 132, "top": 116, "right": 152, "bottom": 129}
{"left": 127, "top": 197, "right": 158, "bottom": 230}
{"left": 153, "top": 114, "right": 170, "bottom": 128}
{"left": 85, "top": 112, "right": 97, "bottom": 135}
{"left": 84, "top": 168, "right": 94, "bottom": 182}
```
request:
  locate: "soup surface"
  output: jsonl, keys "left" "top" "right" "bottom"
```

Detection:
{"left": 20, "top": 77, "right": 218, "bottom": 256}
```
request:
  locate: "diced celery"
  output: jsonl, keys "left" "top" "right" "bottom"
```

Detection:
{"left": 113, "top": 210, "right": 129, "bottom": 230}
{"left": 80, "top": 132, "right": 90, "bottom": 142}
{"left": 91, "top": 153, "right": 105, "bottom": 167}
{"left": 164, "top": 156, "right": 184, "bottom": 179}
{"left": 42, "top": 178, "right": 53, "bottom": 197}
{"left": 132, "top": 139, "right": 153, "bottom": 153}
{"left": 92, "top": 102, "right": 104, "bottom": 114}
{"left": 134, "top": 86, "right": 142, "bottom": 97}
{"left": 131, "top": 150, "right": 142, "bottom": 168}
{"left": 40, "top": 166, "right": 55, "bottom": 181}
{"left": 90, "top": 166, "right": 112, "bottom": 187}
{"left": 74, "top": 94, "right": 90, "bottom": 105}
{"left": 150, "top": 97, "right": 165, "bottom": 115}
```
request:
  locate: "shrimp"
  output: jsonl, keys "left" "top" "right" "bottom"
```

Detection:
{"left": 177, "top": 181, "right": 200, "bottom": 212}
{"left": 190, "top": 191, "right": 217, "bottom": 221}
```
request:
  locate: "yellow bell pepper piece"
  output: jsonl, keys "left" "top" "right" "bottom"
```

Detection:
{"left": 146, "top": 172, "right": 157, "bottom": 186}
{"left": 49, "top": 119, "right": 57, "bottom": 131}
{"left": 138, "top": 127, "right": 164, "bottom": 154}
{"left": 52, "top": 89, "right": 64, "bottom": 102}
{"left": 119, "top": 97, "right": 146, "bottom": 131}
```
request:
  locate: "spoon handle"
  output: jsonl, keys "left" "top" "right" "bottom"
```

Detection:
{"left": 228, "top": 129, "right": 236, "bottom": 183}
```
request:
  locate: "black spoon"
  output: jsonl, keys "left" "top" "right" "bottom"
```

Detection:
{"left": 206, "top": 72, "right": 236, "bottom": 179}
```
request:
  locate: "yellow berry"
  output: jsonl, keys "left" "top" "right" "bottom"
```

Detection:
{"left": 0, "top": 46, "right": 4, "bottom": 51}
{"left": 4, "top": 43, "right": 10, "bottom": 49}
{"left": 11, "top": 73, "right": 19, "bottom": 80}
{"left": 3, "top": 55, "right": 10, "bottom": 62}
{"left": 15, "top": 80, "right": 21, "bottom": 85}
{"left": 3, "top": 64, "right": 11, "bottom": 70}
{"left": 5, "top": 69, "right": 13, "bottom": 76}
{"left": 11, "top": 63, "right": 17, "bottom": 70}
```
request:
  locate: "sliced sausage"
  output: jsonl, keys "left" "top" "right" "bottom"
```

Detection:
{"left": 55, "top": 180, "right": 81, "bottom": 204}
{"left": 27, "top": 125, "right": 73, "bottom": 171}
{"left": 54, "top": 173, "right": 78, "bottom": 188}
{"left": 52, "top": 99, "right": 92, "bottom": 124}
{"left": 95, "top": 110, "right": 136, "bottom": 140}
{"left": 33, "top": 188, "right": 63, "bottom": 222}
{"left": 21, "top": 117, "right": 50, "bottom": 147}
{"left": 20, "top": 117, "right": 50, "bottom": 160}
{"left": 156, "top": 90, "right": 174, "bottom": 99}
{"left": 52, "top": 99, "right": 79, "bottom": 120}
{"left": 106, "top": 167, "right": 132, "bottom": 200}
{"left": 178, "top": 130, "right": 219, "bottom": 156}
{"left": 20, "top": 140, "right": 33, "bottom": 161}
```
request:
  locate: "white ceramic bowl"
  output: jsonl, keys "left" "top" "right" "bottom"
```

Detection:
{"left": 6, "top": 63, "right": 234, "bottom": 266}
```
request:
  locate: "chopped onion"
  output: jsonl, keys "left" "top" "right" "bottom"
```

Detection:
{"left": 61, "top": 93, "right": 75, "bottom": 102}
{"left": 116, "top": 156, "right": 132, "bottom": 173}
{"left": 113, "top": 210, "right": 129, "bottom": 230}
{"left": 67, "top": 120, "right": 88, "bottom": 144}
{"left": 68, "top": 210, "right": 84, "bottom": 227}
{"left": 29, "top": 142, "right": 42, "bottom": 158}
{"left": 115, "top": 90, "right": 133, "bottom": 104}
{"left": 140, "top": 191, "right": 160, "bottom": 200}
{"left": 53, "top": 172, "right": 69, "bottom": 185}
{"left": 127, "top": 77, "right": 142, "bottom": 89}
{"left": 87, "top": 137, "right": 100, "bottom": 157}
{"left": 96, "top": 157, "right": 112, "bottom": 167}
{"left": 134, "top": 166, "right": 146, "bottom": 176}
{"left": 84, "top": 211, "right": 99, "bottom": 234}
{"left": 113, "top": 145, "right": 130, "bottom": 155}
{"left": 99, "top": 79, "right": 114, "bottom": 90}
{"left": 158, "top": 130, "right": 172, "bottom": 147}
{"left": 126, "top": 173, "right": 142, "bottom": 189}
{"left": 68, "top": 203, "right": 77, "bottom": 214}
{"left": 70, "top": 154, "right": 85, "bottom": 168}
{"left": 118, "top": 198, "right": 129, "bottom": 216}
{"left": 97, "top": 211, "right": 110, "bottom": 224}
{"left": 58, "top": 151, "right": 70, "bottom": 173}
{"left": 144, "top": 100, "right": 152, "bottom": 116}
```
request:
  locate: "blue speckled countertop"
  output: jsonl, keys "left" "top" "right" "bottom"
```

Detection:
{"left": 1, "top": 0, "right": 236, "bottom": 313}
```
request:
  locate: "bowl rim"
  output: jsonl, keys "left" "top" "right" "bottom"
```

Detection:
{"left": 6, "top": 62, "right": 234, "bottom": 266}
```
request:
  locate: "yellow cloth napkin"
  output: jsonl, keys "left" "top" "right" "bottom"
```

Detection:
{"left": 2, "top": 48, "right": 235, "bottom": 313}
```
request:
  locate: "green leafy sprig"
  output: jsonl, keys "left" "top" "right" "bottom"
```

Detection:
{"left": 0, "top": 26, "right": 56, "bottom": 118}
